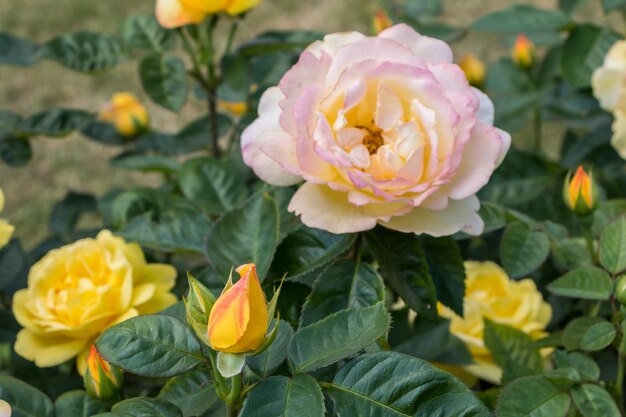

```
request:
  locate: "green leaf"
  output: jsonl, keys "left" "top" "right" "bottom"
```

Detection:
{"left": 484, "top": 321, "right": 543, "bottom": 383}
{"left": 121, "top": 15, "right": 176, "bottom": 52}
{"left": 548, "top": 267, "right": 613, "bottom": 300}
{"left": 562, "top": 317, "right": 616, "bottom": 351}
{"left": 206, "top": 192, "right": 279, "bottom": 281}
{"left": 0, "top": 375, "right": 54, "bottom": 417}
{"left": 111, "top": 153, "right": 181, "bottom": 174}
{"left": 571, "top": 383, "right": 621, "bottom": 417}
{"left": 236, "top": 30, "right": 323, "bottom": 57}
{"left": 81, "top": 121, "right": 127, "bottom": 145}
{"left": 96, "top": 315, "right": 205, "bottom": 378}
{"left": 112, "top": 398, "right": 182, "bottom": 417}
{"left": 247, "top": 320, "right": 294, "bottom": 378}
{"left": 178, "top": 157, "right": 248, "bottom": 215}
{"left": 495, "top": 375, "right": 571, "bottom": 417}
{"left": 500, "top": 221, "right": 550, "bottom": 278}
{"left": 366, "top": 228, "right": 438, "bottom": 320}
{"left": 0, "top": 32, "right": 41, "bottom": 66}
{"left": 50, "top": 191, "right": 98, "bottom": 236}
{"left": 54, "top": 390, "right": 111, "bottom": 417}
{"left": 44, "top": 32, "right": 126, "bottom": 73}
{"left": 551, "top": 238, "right": 594, "bottom": 271}
{"left": 422, "top": 236, "right": 466, "bottom": 316}
{"left": 216, "top": 352, "right": 246, "bottom": 378}
{"left": 593, "top": 200, "right": 626, "bottom": 236}
{"left": 0, "top": 135, "right": 32, "bottom": 166}
{"left": 287, "top": 303, "right": 390, "bottom": 373}
{"left": 140, "top": 53, "right": 188, "bottom": 111}
{"left": 239, "top": 374, "right": 325, "bottom": 417}
{"left": 218, "top": 53, "right": 251, "bottom": 102}
{"left": 599, "top": 217, "right": 626, "bottom": 273}
{"left": 0, "top": 239, "right": 28, "bottom": 292}
{"left": 325, "top": 352, "right": 491, "bottom": 417}
{"left": 472, "top": 5, "right": 570, "bottom": 32}
{"left": 157, "top": 369, "right": 220, "bottom": 417}
{"left": 19, "top": 109, "right": 93, "bottom": 137}
{"left": 271, "top": 227, "right": 355, "bottom": 282}
{"left": 561, "top": 25, "right": 620, "bottom": 89}
{"left": 560, "top": 0, "right": 589, "bottom": 14}
{"left": 603, "top": 0, "right": 626, "bottom": 12}
{"left": 300, "top": 260, "right": 384, "bottom": 327}
{"left": 553, "top": 350, "right": 600, "bottom": 381}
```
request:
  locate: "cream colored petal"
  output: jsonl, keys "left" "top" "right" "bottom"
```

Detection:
{"left": 612, "top": 110, "right": 626, "bottom": 160}
{"left": 463, "top": 359, "right": 502, "bottom": 384}
{"left": 132, "top": 283, "right": 157, "bottom": 306}
{"left": 0, "top": 188, "right": 4, "bottom": 213}
{"left": 14, "top": 329, "right": 87, "bottom": 368}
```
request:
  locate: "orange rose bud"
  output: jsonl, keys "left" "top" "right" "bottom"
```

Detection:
{"left": 218, "top": 100, "right": 249, "bottom": 117}
{"left": 84, "top": 345, "right": 123, "bottom": 400}
{"left": 512, "top": 34, "right": 535, "bottom": 68}
{"left": 207, "top": 264, "right": 269, "bottom": 353}
{"left": 99, "top": 92, "right": 149, "bottom": 137}
{"left": 373, "top": 10, "right": 393, "bottom": 34}
{"left": 459, "top": 54, "right": 486, "bottom": 87}
{"left": 563, "top": 166, "right": 599, "bottom": 215}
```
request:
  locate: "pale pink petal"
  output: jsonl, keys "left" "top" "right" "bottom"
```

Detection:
{"left": 473, "top": 87, "right": 495, "bottom": 125}
{"left": 382, "top": 195, "right": 483, "bottom": 236}
{"left": 379, "top": 24, "right": 453, "bottom": 63}
{"left": 376, "top": 82, "right": 403, "bottom": 130}
{"left": 306, "top": 32, "right": 366, "bottom": 59}
{"left": 155, "top": 0, "right": 205, "bottom": 29}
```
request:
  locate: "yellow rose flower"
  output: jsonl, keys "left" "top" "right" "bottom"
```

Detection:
{"left": 99, "top": 92, "right": 149, "bottom": 137}
{"left": 207, "top": 263, "right": 269, "bottom": 353}
{"left": 0, "top": 188, "right": 15, "bottom": 249}
{"left": 592, "top": 40, "right": 626, "bottom": 159}
{"left": 156, "top": 0, "right": 260, "bottom": 29}
{"left": 439, "top": 261, "right": 552, "bottom": 383}
{"left": 458, "top": 54, "right": 486, "bottom": 88}
{"left": 12, "top": 230, "right": 177, "bottom": 372}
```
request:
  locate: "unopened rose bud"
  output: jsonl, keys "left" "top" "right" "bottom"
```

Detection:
{"left": 563, "top": 166, "right": 599, "bottom": 215}
{"left": 616, "top": 275, "right": 626, "bottom": 306}
{"left": 459, "top": 54, "right": 486, "bottom": 87}
{"left": 84, "top": 345, "right": 123, "bottom": 400}
{"left": 373, "top": 10, "right": 393, "bottom": 34}
{"left": 185, "top": 273, "right": 216, "bottom": 345}
{"left": 99, "top": 92, "right": 149, "bottom": 137}
{"left": 512, "top": 34, "right": 535, "bottom": 68}
{"left": 218, "top": 100, "right": 249, "bottom": 117}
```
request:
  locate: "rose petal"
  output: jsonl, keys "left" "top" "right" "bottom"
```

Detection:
{"left": 379, "top": 23, "right": 453, "bottom": 63}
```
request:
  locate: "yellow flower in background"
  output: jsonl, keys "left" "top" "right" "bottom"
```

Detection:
{"left": 207, "top": 263, "right": 269, "bottom": 353}
{"left": 156, "top": 0, "right": 260, "bottom": 29}
{"left": 99, "top": 93, "right": 149, "bottom": 137}
{"left": 592, "top": 40, "right": 626, "bottom": 159}
{"left": 512, "top": 34, "right": 535, "bottom": 68}
{"left": 84, "top": 345, "right": 124, "bottom": 400}
{"left": 563, "top": 166, "right": 599, "bottom": 215}
{"left": 12, "top": 230, "right": 177, "bottom": 372}
{"left": 459, "top": 54, "right": 486, "bottom": 88}
{"left": 439, "top": 261, "right": 552, "bottom": 384}
{"left": 0, "top": 400, "right": 10, "bottom": 417}
{"left": 0, "top": 188, "right": 14, "bottom": 249}
{"left": 373, "top": 10, "right": 393, "bottom": 34}
{"left": 218, "top": 100, "right": 249, "bottom": 117}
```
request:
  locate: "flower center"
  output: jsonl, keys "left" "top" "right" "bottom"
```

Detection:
{"left": 357, "top": 125, "right": 384, "bottom": 154}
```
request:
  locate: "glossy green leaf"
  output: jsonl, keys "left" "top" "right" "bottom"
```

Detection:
{"left": 45, "top": 32, "right": 126, "bottom": 73}
{"left": 599, "top": 217, "right": 626, "bottom": 273}
{"left": 553, "top": 350, "right": 600, "bottom": 382}
{"left": 111, "top": 153, "right": 181, "bottom": 174}
{"left": 178, "top": 157, "right": 248, "bottom": 215}
{"left": 218, "top": 53, "right": 250, "bottom": 102}
{"left": 548, "top": 267, "right": 613, "bottom": 300}
{"left": 571, "top": 383, "right": 620, "bottom": 417}
{"left": 603, "top": 0, "right": 626, "bottom": 12}
{"left": 0, "top": 239, "right": 28, "bottom": 292}
{"left": 500, "top": 221, "right": 550, "bottom": 278}
{"left": 0, "top": 135, "right": 32, "bottom": 166}
{"left": 140, "top": 53, "right": 188, "bottom": 111}
{"left": 19, "top": 109, "right": 93, "bottom": 137}
{"left": 157, "top": 368, "right": 220, "bottom": 417}
{"left": 325, "top": 352, "right": 491, "bottom": 417}
{"left": 239, "top": 374, "right": 325, "bottom": 417}
{"left": 472, "top": 5, "right": 569, "bottom": 32}
{"left": 54, "top": 390, "right": 111, "bottom": 417}
{"left": 247, "top": 320, "right": 294, "bottom": 378}
{"left": 562, "top": 317, "right": 616, "bottom": 351}
{"left": 288, "top": 303, "right": 390, "bottom": 373}
{"left": 561, "top": 25, "right": 620, "bottom": 89}
{"left": 422, "top": 236, "right": 466, "bottom": 316}
{"left": 96, "top": 315, "right": 205, "bottom": 378}
{"left": 121, "top": 15, "right": 176, "bottom": 52}
{"left": 206, "top": 192, "right": 279, "bottom": 281}
{"left": 0, "top": 375, "right": 54, "bottom": 417}
{"left": 495, "top": 375, "right": 571, "bottom": 417}
{"left": 551, "top": 238, "right": 594, "bottom": 271}
{"left": 0, "top": 32, "right": 41, "bottom": 66}
{"left": 112, "top": 398, "right": 182, "bottom": 417}
{"left": 300, "top": 260, "right": 384, "bottom": 327}
{"left": 366, "top": 228, "right": 438, "bottom": 320}
{"left": 49, "top": 191, "right": 98, "bottom": 236}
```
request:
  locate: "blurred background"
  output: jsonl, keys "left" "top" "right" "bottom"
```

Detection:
{"left": 0, "top": 0, "right": 612, "bottom": 247}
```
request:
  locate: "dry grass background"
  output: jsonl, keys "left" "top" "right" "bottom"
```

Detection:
{"left": 0, "top": 0, "right": 612, "bottom": 247}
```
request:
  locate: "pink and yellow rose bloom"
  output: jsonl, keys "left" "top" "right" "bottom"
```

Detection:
{"left": 242, "top": 24, "right": 510, "bottom": 236}
{"left": 12, "top": 230, "right": 177, "bottom": 372}
{"left": 156, "top": 0, "right": 260, "bottom": 29}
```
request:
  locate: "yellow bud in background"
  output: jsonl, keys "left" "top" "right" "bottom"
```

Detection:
{"left": 563, "top": 166, "right": 599, "bottom": 215}
{"left": 99, "top": 92, "right": 149, "bottom": 137}
{"left": 84, "top": 345, "right": 123, "bottom": 400}
{"left": 458, "top": 54, "right": 486, "bottom": 88}
{"left": 218, "top": 100, "right": 249, "bottom": 117}
{"left": 512, "top": 34, "right": 535, "bottom": 68}
{"left": 208, "top": 264, "right": 269, "bottom": 353}
{"left": 373, "top": 10, "right": 393, "bottom": 34}
{"left": 0, "top": 400, "right": 10, "bottom": 417}
{"left": 0, "top": 188, "right": 15, "bottom": 250}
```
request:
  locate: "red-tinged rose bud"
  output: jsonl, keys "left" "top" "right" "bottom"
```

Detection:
{"left": 84, "top": 345, "right": 123, "bottom": 400}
